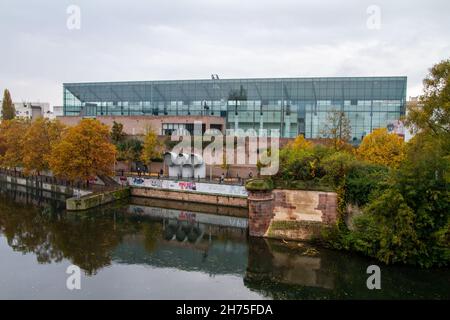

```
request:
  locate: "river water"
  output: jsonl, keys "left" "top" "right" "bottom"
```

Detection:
{"left": 0, "top": 184, "right": 448, "bottom": 299}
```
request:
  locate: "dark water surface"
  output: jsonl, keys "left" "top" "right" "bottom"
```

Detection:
{"left": 0, "top": 185, "right": 448, "bottom": 299}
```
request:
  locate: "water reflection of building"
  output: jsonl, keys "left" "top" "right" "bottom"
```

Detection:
{"left": 113, "top": 229, "right": 248, "bottom": 276}
{"left": 244, "top": 238, "right": 335, "bottom": 298}
{"left": 128, "top": 204, "right": 248, "bottom": 229}
{"left": 114, "top": 204, "right": 249, "bottom": 275}
{"left": 131, "top": 196, "right": 248, "bottom": 218}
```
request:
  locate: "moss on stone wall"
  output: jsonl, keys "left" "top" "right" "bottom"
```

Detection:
{"left": 67, "top": 187, "right": 130, "bottom": 211}
{"left": 267, "top": 219, "right": 329, "bottom": 241}
{"left": 111, "top": 187, "right": 130, "bottom": 199}
{"left": 268, "top": 220, "right": 323, "bottom": 231}
{"left": 273, "top": 179, "right": 335, "bottom": 192}
{"left": 245, "top": 178, "right": 274, "bottom": 191}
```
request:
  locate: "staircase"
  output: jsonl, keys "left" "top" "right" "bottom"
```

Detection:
{"left": 98, "top": 175, "right": 120, "bottom": 187}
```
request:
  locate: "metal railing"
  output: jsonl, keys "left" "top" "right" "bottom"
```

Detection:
{"left": 0, "top": 168, "right": 95, "bottom": 191}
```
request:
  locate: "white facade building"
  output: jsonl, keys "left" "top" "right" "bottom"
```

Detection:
{"left": 13, "top": 102, "right": 52, "bottom": 119}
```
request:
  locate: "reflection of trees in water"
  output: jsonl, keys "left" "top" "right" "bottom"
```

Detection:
{"left": 0, "top": 197, "right": 162, "bottom": 275}
{"left": 142, "top": 222, "right": 163, "bottom": 252}
{"left": 0, "top": 193, "right": 247, "bottom": 277}
{"left": 0, "top": 199, "right": 65, "bottom": 265}
{"left": 48, "top": 214, "right": 123, "bottom": 275}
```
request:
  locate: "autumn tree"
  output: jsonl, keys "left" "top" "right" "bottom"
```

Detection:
{"left": 141, "top": 127, "right": 163, "bottom": 166}
{"left": 1, "top": 89, "right": 15, "bottom": 120}
{"left": 404, "top": 59, "right": 450, "bottom": 181}
{"left": 288, "top": 134, "right": 313, "bottom": 151}
{"left": 357, "top": 128, "right": 406, "bottom": 168}
{"left": 329, "top": 59, "right": 450, "bottom": 267}
{"left": 0, "top": 119, "right": 30, "bottom": 168}
{"left": 111, "top": 121, "right": 125, "bottom": 144}
{"left": 320, "top": 109, "right": 352, "bottom": 150}
{"left": 48, "top": 119, "right": 116, "bottom": 182}
{"left": 22, "top": 118, "right": 65, "bottom": 175}
{"left": 405, "top": 58, "right": 450, "bottom": 138}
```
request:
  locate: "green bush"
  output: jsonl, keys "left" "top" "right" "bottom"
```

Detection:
{"left": 322, "top": 59, "right": 450, "bottom": 268}
{"left": 345, "top": 162, "right": 389, "bottom": 206}
{"left": 358, "top": 188, "right": 423, "bottom": 265}
{"left": 273, "top": 178, "right": 334, "bottom": 192}
{"left": 245, "top": 178, "right": 274, "bottom": 191}
{"left": 278, "top": 147, "right": 322, "bottom": 181}
{"left": 321, "top": 151, "right": 356, "bottom": 186}
{"left": 116, "top": 139, "right": 143, "bottom": 162}
{"left": 324, "top": 132, "right": 450, "bottom": 268}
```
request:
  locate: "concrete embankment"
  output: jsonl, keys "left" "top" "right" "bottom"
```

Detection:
{"left": 66, "top": 187, "right": 130, "bottom": 211}
{"left": 130, "top": 196, "right": 248, "bottom": 218}
{"left": 118, "top": 176, "right": 248, "bottom": 208}
{"left": 131, "top": 187, "right": 248, "bottom": 208}
{"left": 0, "top": 172, "right": 91, "bottom": 196}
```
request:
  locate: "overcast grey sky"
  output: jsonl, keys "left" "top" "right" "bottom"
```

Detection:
{"left": 0, "top": 0, "right": 449, "bottom": 107}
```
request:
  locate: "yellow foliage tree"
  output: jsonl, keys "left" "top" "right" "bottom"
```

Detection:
{"left": 141, "top": 127, "right": 163, "bottom": 166}
{"left": 0, "top": 119, "right": 30, "bottom": 168}
{"left": 289, "top": 134, "right": 313, "bottom": 150}
{"left": 357, "top": 128, "right": 405, "bottom": 168}
{"left": 22, "top": 118, "right": 65, "bottom": 175}
{"left": 48, "top": 119, "right": 116, "bottom": 181}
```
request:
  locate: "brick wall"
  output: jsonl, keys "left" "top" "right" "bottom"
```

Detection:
{"left": 247, "top": 190, "right": 275, "bottom": 237}
{"left": 316, "top": 193, "right": 338, "bottom": 224}
{"left": 57, "top": 115, "right": 225, "bottom": 135}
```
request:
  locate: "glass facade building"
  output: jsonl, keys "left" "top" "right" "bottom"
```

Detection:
{"left": 63, "top": 77, "right": 406, "bottom": 140}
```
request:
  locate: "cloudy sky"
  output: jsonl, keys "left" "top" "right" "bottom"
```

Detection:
{"left": 0, "top": 0, "right": 449, "bottom": 107}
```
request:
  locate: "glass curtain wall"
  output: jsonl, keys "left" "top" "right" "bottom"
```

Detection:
{"left": 63, "top": 77, "right": 406, "bottom": 140}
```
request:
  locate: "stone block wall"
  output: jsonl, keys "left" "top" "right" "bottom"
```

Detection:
{"left": 248, "top": 188, "right": 338, "bottom": 240}
{"left": 131, "top": 187, "right": 248, "bottom": 209}
{"left": 272, "top": 189, "right": 337, "bottom": 224}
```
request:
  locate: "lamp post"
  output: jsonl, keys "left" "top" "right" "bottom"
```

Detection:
{"left": 210, "top": 161, "right": 214, "bottom": 181}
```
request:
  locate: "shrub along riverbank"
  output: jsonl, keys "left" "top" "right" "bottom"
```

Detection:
{"left": 263, "top": 59, "right": 450, "bottom": 268}
{"left": 318, "top": 130, "right": 449, "bottom": 268}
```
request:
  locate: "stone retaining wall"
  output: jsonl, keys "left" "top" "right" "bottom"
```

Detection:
{"left": 272, "top": 189, "right": 337, "bottom": 225}
{"left": 248, "top": 189, "right": 338, "bottom": 240}
{"left": 66, "top": 188, "right": 130, "bottom": 211}
{"left": 131, "top": 187, "right": 248, "bottom": 208}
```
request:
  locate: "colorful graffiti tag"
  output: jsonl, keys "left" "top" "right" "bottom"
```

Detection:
{"left": 178, "top": 182, "right": 197, "bottom": 191}
{"left": 117, "top": 177, "right": 248, "bottom": 197}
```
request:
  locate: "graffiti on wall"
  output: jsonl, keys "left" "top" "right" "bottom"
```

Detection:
{"left": 119, "top": 177, "right": 248, "bottom": 197}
